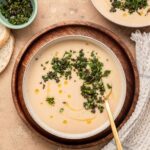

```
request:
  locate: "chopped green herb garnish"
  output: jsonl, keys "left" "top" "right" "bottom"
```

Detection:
{"left": 43, "top": 67, "right": 46, "bottom": 70}
{"left": 110, "top": 0, "right": 148, "bottom": 14}
{"left": 102, "top": 70, "right": 111, "bottom": 77}
{"left": 107, "top": 84, "right": 112, "bottom": 89}
{"left": 46, "top": 97, "right": 55, "bottom": 105}
{"left": 98, "top": 105, "right": 104, "bottom": 113}
{"left": 45, "top": 61, "right": 49, "bottom": 64}
{"left": 62, "top": 101, "right": 67, "bottom": 104}
{"left": 0, "top": 0, "right": 33, "bottom": 25}
{"left": 42, "top": 50, "right": 112, "bottom": 113}
{"left": 42, "top": 71, "right": 60, "bottom": 83}
{"left": 42, "top": 84, "right": 45, "bottom": 89}
{"left": 59, "top": 108, "right": 64, "bottom": 113}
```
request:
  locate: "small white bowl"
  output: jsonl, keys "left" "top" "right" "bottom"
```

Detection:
{"left": 23, "top": 35, "right": 126, "bottom": 140}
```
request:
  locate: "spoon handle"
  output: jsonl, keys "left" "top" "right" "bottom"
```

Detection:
{"left": 105, "top": 100, "right": 123, "bottom": 150}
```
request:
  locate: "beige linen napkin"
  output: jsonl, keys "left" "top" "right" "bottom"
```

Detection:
{"left": 103, "top": 31, "right": 150, "bottom": 150}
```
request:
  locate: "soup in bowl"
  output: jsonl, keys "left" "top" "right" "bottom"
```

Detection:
{"left": 91, "top": 0, "right": 150, "bottom": 27}
{"left": 23, "top": 36, "right": 126, "bottom": 139}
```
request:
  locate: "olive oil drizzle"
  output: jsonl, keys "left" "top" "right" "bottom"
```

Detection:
{"left": 63, "top": 102, "right": 82, "bottom": 111}
{"left": 70, "top": 116, "right": 97, "bottom": 124}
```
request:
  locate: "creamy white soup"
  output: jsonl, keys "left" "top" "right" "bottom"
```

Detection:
{"left": 24, "top": 39, "right": 125, "bottom": 135}
{"left": 92, "top": 0, "right": 150, "bottom": 27}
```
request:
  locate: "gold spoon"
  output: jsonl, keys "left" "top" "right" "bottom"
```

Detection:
{"left": 104, "top": 89, "right": 123, "bottom": 150}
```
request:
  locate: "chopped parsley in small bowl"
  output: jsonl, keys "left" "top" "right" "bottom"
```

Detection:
{"left": 0, "top": 0, "right": 37, "bottom": 29}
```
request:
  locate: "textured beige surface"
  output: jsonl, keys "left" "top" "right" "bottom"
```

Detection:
{"left": 0, "top": 0, "right": 150, "bottom": 150}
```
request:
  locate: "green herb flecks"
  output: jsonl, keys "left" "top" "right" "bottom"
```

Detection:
{"left": 107, "top": 83, "right": 112, "bottom": 89}
{"left": 42, "top": 51, "right": 73, "bottom": 83}
{"left": 59, "top": 108, "right": 64, "bottom": 113}
{"left": 0, "top": 0, "right": 33, "bottom": 25}
{"left": 110, "top": 0, "right": 148, "bottom": 14}
{"left": 46, "top": 97, "right": 55, "bottom": 106}
{"left": 42, "top": 50, "right": 112, "bottom": 114}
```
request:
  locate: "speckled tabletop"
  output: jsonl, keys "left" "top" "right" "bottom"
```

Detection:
{"left": 0, "top": 1, "right": 150, "bottom": 150}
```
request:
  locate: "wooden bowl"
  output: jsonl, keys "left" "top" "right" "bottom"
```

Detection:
{"left": 11, "top": 21, "right": 139, "bottom": 149}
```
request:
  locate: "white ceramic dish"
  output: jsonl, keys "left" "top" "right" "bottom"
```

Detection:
{"left": 91, "top": 0, "right": 150, "bottom": 27}
{"left": 23, "top": 35, "right": 126, "bottom": 140}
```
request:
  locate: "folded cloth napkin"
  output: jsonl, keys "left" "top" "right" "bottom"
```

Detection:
{"left": 103, "top": 31, "right": 150, "bottom": 150}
